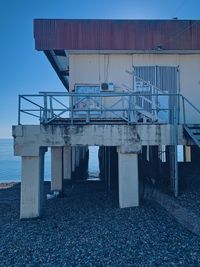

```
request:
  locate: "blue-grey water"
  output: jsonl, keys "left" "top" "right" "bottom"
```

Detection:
{"left": 0, "top": 139, "right": 183, "bottom": 183}
{"left": 0, "top": 139, "right": 99, "bottom": 183}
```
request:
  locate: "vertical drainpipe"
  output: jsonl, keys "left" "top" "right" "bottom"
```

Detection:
{"left": 174, "top": 66, "right": 180, "bottom": 197}
{"left": 173, "top": 104, "right": 179, "bottom": 197}
{"left": 18, "top": 95, "right": 21, "bottom": 125}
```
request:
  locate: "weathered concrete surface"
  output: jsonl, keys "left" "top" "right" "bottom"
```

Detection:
{"left": 12, "top": 124, "right": 186, "bottom": 156}
{"left": 71, "top": 146, "right": 76, "bottom": 172}
{"left": 20, "top": 153, "right": 44, "bottom": 219}
{"left": 184, "top": 145, "right": 191, "bottom": 162}
{"left": 63, "top": 146, "right": 71, "bottom": 180}
{"left": 51, "top": 147, "right": 63, "bottom": 192}
{"left": 118, "top": 152, "right": 139, "bottom": 208}
{"left": 144, "top": 184, "right": 200, "bottom": 236}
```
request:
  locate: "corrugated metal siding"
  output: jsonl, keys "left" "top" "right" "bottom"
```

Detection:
{"left": 34, "top": 19, "right": 200, "bottom": 51}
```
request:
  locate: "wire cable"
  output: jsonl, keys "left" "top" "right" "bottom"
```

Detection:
{"left": 170, "top": 0, "right": 187, "bottom": 18}
{"left": 162, "top": 20, "right": 200, "bottom": 47}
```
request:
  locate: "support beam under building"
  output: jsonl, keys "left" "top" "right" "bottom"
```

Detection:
{"left": 20, "top": 148, "right": 46, "bottom": 219}
{"left": 184, "top": 145, "right": 191, "bottom": 162}
{"left": 168, "top": 145, "right": 179, "bottom": 197}
{"left": 75, "top": 146, "right": 80, "bottom": 169}
{"left": 118, "top": 147, "right": 139, "bottom": 208}
{"left": 63, "top": 146, "right": 72, "bottom": 180}
{"left": 51, "top": 147, "right": 63, "bottom": 192}
{"left": 71, "top": 146, "right": 76, "bottom": 173}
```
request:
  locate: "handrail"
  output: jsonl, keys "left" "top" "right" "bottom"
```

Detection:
{"left": 38, "top": 91, "right": 175, "bottom": 97}
{"left": 125, "top": 69, "right": 168, "bottom": 94}
{"left": 18, "top": 91, "right": 179, "bottom": 125}
{"left": 18, "top": 91, "right": 200, "bottom": 126}
{"left": 20, "top": 96, "right": 44, "bottom": 109}
{"left": 181, "top": 95, "right": 200, "bottom": 124}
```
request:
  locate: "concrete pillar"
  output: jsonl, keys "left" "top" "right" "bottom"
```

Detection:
{"left": 39, "top": 148, "right": 46, "bottom": 209}
{"left": 81, "top": 146, "right": 89, "bottom": 179}
{"left": 63, "top": 146, "right": 72, "bottom": 180}
{"left": 118, "top": 146, "right": 140, "bottom": 208}
{"left": 51, "top": 147, "right": 63, "bottom": 192}
{"left": 85, "top": 146, "right": 89, "bottom": 174}
{"left": 71, "top": 146, "right": 76, "bottom": 173}
{"left": 109, "top": 146, "right": 118, "bottom": 190}
{"left": 20, "top": 148, "right": 45, "bottom": 219}
{"left": 149, "top": 146, "right": 160, "bottom": 182}
{"left": 98, "top": 146, "right": 104, "bottom": 180}
{"left": 138, "top": 146, "right": 149, "bottom": 181}
{"left": 191, "top": 145, "right": 200, "bottom": 164}
{"left": 184, "top": 146, "right": 191, "bottom": 162}
{"left": 104, "top": 146, "right": 108, "bottom": 185}
{"left": 146, "top": 145, "right": 150, "bottom": 161}
{"left": 75, "top": 147, "right": 80, "bottom": 168}
{"left": 79, "top": 146, "right": 84, "bottom": 161}
{"left": 167, "top": 145, "right": 178, "bottom": 196}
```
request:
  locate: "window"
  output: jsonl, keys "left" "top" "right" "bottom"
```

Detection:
{"left": 74, "top": 85, "right": 101, "bottom": 116}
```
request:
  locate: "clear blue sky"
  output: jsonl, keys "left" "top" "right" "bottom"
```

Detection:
{"left": 0, "top": 0, "right": 200, "bottom": 138}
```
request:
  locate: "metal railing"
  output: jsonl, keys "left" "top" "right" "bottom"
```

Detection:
{"left": 18, "top": 90, "right": 200, "bottom": 125}
{"left": 18, "top": 91, "right": 179, "bottom": 125}
{"left": 181, "top": 95, "right": 200, "bottom": 124}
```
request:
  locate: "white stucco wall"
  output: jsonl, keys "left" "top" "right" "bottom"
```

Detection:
{"left": 69, "top": 53, "right": 200, "bottom": 123}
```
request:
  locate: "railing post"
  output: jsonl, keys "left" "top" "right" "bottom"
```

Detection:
{"left": 182, "top": 96, "right": 186, "bottom": 124}
{"left": 128, "top": 95, "right": 131, "bottom": 124}
{"left": 131, "top": 93, "right": 136, "bottom": 123}
{"left": 43, "top": 94, "right": 47, "bottom": 123}
{"left": 86, "top": 95, "right": 90, "bottom": 123}
{"left": 18, "top": 95, "right": 21, "bottom": 125}
{"left": 173, "top": 105, "right": 179, "bottom": 197}
{"left": 177, "top": 93, "right": 180, "bottom": 124}
{"left": 155, "top": 87, "right": 158, "bottom": 120}
{"left": 40, "top": 108, "right": 42, "bottom": 123}
{"left": 71, "top": 95, "right": 74, "bottom": 125}
{"left": 100, "top": 94, "right": 103, "bottom": 118}
{"left": 50, "top": 96, "right": 53, "bottom": 119}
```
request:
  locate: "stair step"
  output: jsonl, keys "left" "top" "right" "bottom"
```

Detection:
{"left": 192, "top": 132, "right": 200, "bottom": 135}
{"left": 184, "top": 125, "right": 200, "bottom": 148}
{"left": 186, "top": 124, "right": 200, "bottom": 130}
{"left": 191, "top": 129, "right": 200, "bottom": 135}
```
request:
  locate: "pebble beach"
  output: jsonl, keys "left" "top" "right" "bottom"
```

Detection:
{"left": 1, "top": 181, "right": 200, "bottom": 267}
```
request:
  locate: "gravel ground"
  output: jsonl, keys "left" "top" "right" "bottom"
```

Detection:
{"left": 176, "top": 172, "right": 200, "bottom": 217}
{"left": 0, "top": 181, "right": 200, "bottom": 267}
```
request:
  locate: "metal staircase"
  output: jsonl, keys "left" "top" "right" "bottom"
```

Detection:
{"left": 184, "top": 124, "right": 200, "bottom": 148}
{"left": 125, "top": 69, "right": 168, "bottom": 123}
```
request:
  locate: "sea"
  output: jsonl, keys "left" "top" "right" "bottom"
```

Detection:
{"left": 0, "top": 139, "right": 99, "bottom": 183}
{"left": 0, "top": 139, "right": 184, "bottom": 183}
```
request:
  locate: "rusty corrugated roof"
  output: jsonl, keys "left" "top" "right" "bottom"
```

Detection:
{"left": 34, "top": 19, "right": 200, "bottom": 51}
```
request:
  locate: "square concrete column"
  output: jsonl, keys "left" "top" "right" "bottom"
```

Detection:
{"left": 71, "top": 146, "right": 76, "bottom": 172}
{"left": 184, "top": 146, "right": 191, "bottom": 162}
{"left": 63, "top": 146, "right": 72, "bottom": 180}
{"left": 118, "top": 149, "right": 139, "bottom": 208}
{"left": 39, "top": 148, "right": 46, "bottom": 209}
{"left": 51, "top": 147, "right": 63, "bottom": 192}
{"left": 20, "top": 148, "right": 45, "bottom": 219}
{"left": 75, "top": 146, "right": 80, "bottom": 168}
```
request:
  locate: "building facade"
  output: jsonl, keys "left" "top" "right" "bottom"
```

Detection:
{"left": 13, "top": 19, "right": 200, "bottom": 219}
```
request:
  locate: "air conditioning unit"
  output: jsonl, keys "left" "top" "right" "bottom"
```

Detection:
{"left": 101, "top": 82, "right": 114, "bottom": 91}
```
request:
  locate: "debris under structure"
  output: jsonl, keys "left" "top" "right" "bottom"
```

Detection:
{"left": 13, "top": 19, "right": 200, "bottom": 219}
